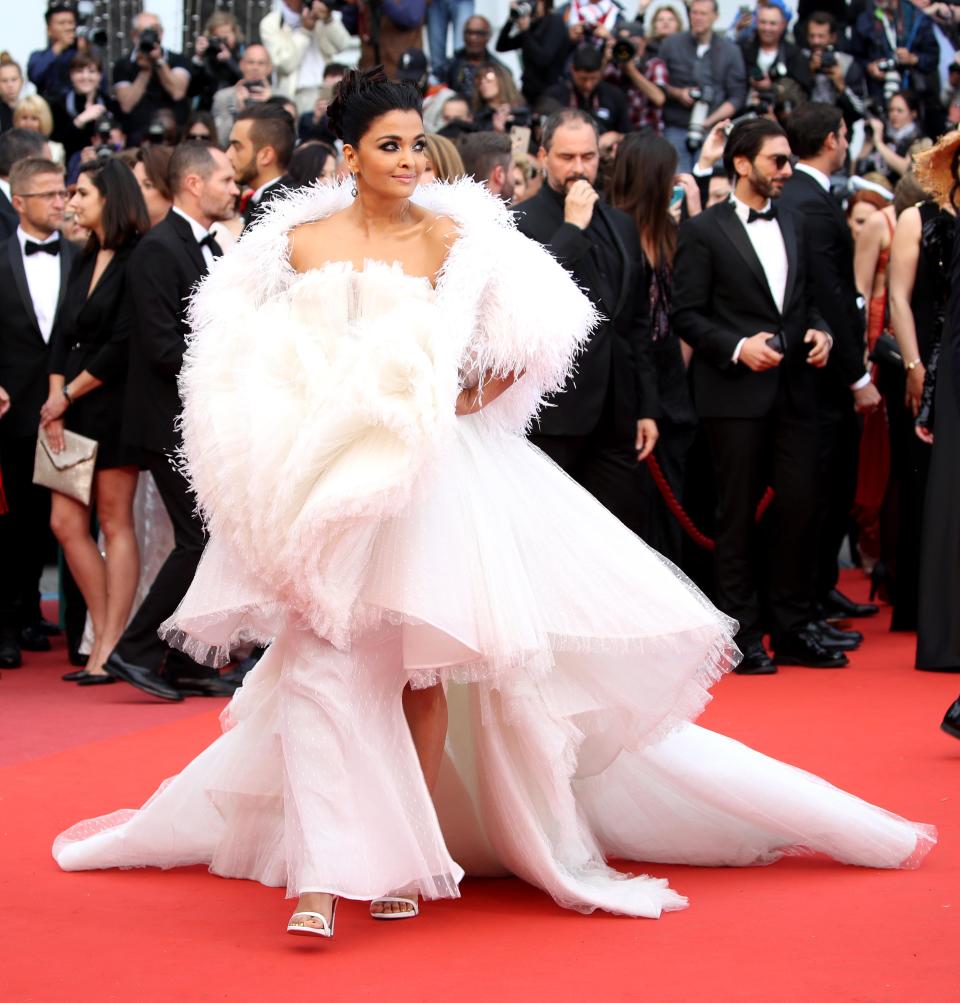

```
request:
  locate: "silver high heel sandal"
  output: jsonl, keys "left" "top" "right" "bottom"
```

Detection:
{"left": 370, "top": 893, "right": 419, "bottom": 921}
{"left": 287, "top": 896, "right": 339, "bottom": 939}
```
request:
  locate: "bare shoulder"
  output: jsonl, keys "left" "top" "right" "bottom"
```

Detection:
{"left": 287, "top": 210, "right": 349, "bottom": 272}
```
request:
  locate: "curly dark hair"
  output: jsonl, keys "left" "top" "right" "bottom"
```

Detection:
{"left": 327, "top": 66, "right": 422, "bottom": 147}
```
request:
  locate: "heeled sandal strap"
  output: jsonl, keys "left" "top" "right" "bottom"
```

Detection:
{"left": 288, "top": 911, "right": 332, "bottom": 930}
{"left": 370, "top": 896, "right": 419, "bottom": 919}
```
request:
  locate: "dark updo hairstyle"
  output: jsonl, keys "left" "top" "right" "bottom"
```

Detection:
{"left": 76, "top": 156, "right": 149, "bottom": 252}
{"left": 327, "top": 66, "right": 422, "bottom": 147}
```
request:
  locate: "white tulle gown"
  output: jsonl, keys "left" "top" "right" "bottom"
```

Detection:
{"left": 53, "top": 180, "right": 935, "bottom": 918}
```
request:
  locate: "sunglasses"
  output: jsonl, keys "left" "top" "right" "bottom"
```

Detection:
{"left": 763, "top": 153, "right": 791, "bottom": 170}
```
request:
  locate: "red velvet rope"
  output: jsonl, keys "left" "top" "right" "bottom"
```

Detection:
{"left": 645, "top": 454, "right": 775, "bottom": 552}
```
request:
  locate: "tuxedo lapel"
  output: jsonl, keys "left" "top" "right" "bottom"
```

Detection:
{"left": 7, "top": 236, "right": 41, "bottom": 340}
{"left": 56, "top": 241, "right": 75, "bottom": 313}
{"left": 715, "top": 203, "right": 779, "bottom": 314}
{"left": 166, "top": 208, "right": 207, "bottom": 277}
{"left": 778, "top": 206, "right": 799, "bottom": 312}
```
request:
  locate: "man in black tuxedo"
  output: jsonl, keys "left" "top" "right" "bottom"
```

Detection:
{"left": 0, "top": 130, "right": 50, "bottom": 240}
{"left": 0, "top": 156, "right": 75, "bottom": 668}
{"left": 227, "top": 103, "right": 294, "bottom": 230}
{"left": 672, "top": 117, "right": 847, "bottom": 673}
{"left": 105, "top": 141, "right": 239, "bottom": 701}
{"left": 780, "top": 103, "right": 882, "bottom": 625}
{"left": 514, "top": 108, "right": 658, "bottom": 534}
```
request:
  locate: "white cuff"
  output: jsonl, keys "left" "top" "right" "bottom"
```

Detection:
{"left": 732, "top": 337, "right": 747, "bottom": 364}
{"left": 850, "top": 373, "right": 872, "bottom": 391}
{"left": 692, "top": 161, "right": 714, "bottom": 178}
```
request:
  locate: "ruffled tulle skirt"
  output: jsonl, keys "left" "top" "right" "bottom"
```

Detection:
{"left": 53, "top": 416, "right": 936, "bottom": 916}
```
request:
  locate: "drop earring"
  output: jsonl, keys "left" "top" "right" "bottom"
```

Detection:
{"left": 350, "top": 175, "right": 358, "bottom": 198}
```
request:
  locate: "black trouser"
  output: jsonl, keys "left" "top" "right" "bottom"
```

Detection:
{"left": 112, "top": 448, "right": 211, "bottom": 676}
{"left": 0, "top": 435, "right": 51, "bottom": 634}
{"left": 530, "top": 394, "right": 642, "bottom": 536}
{"left": 703, "top": 407, "right": 818, "bottom": 646}
{"left": 814, "top": 391, "right": 861, "bottom": 601}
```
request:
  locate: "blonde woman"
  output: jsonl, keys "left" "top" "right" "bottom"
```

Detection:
{"left": 421, "top": 133, "right": 465, "bottom": 183}
{"left": 13, "top": 95, "right": 64, "bottom": 164}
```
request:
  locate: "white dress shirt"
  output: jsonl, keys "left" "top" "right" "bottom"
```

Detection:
{"left": 730, "top": 193, "right": 788, "bottom": 364}
{"left": 17, "top": 226, "right": 61, "bottom": 344}
{"left": 794, "top": 163, "right": 869, "bottom": 391}
{"left": 172, "top": 205, "right": 216, "bottom": 270}
{"left": 251, "top": 175, "right": 282, "bottom": 206}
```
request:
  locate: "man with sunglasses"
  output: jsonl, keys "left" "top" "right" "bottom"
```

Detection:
{"left": 445, "top": 16, "right": 508, "bottom": 96}
{"left": 672, "top": 117, "right": 846, "bottom": 675}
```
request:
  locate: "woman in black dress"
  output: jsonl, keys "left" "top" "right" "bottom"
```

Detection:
{"left": 40, "top": 158, "right": 149, "bottom": 683}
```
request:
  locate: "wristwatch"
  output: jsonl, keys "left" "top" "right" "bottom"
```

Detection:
{"left": 62, "top": 385, "right": 73, "bottom": 405}
{"left": 905, "top": 357, "right": 922, "bottom": 371}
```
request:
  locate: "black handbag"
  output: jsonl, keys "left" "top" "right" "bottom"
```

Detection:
{"left": 869, "top": 331, "right": 903, "bottom": 369}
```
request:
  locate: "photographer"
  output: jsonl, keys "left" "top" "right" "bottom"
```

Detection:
{"left": 543, "top": 45, "right": 632, "bottom": 138}
{"left": 495, "top": 0, "right": 570, "bottom": 104}
{"left": 471, "top": 63, "right": 528, "bottom": 131}
{"left": 28, "top": 1, "right": 79, "bottom": 102}
{"left": 112, "top": 13, "right": 192, "bottom": 146}
{"left": 740, "top": 5, "right": 813, "bottom": 110}
{"left": 849, "top": 0, "right": 939, "bottom": 115}
{"left": 805, "top": 11, "right": 869, "bottom": 126}
{"left": 51, "top": 53, "right": 117, "bottom": 162}
{"left": 855, "top": 89, "right": 925, "bottom": 180}
{"left": 190, "top": 11, "right": 244, "bottom": 112}
{"left": 211, "top": 45, "right": 275, "bottom": 147}
{"left": 603, "top": 21, "right": 668, "bottom": 134}
{"left": 659, "top": 0, "right": 746, "bottom": 171}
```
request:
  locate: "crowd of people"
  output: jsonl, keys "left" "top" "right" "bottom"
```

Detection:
{"left": 0, "top": 0, "right": 957, "bottom": 734}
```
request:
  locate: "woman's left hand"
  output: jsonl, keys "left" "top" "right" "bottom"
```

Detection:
{"left": 635, "top": 418, "right": 659, "bottom": 461}
{"left": 39, "top": 392, "right": 68, "bottom": 425}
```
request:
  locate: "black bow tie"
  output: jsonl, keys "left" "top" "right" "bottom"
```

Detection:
{"left": 198, "top": 232, "right": 223, "bottom": 258}
{"left": 747, "top": 206, "right": 777, "bottom": 224}
{"left": 25, "top": 238, "right": 61, "bottom": 256}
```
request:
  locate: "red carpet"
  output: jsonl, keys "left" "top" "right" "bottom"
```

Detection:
{"left": 1, "top": 574, "right": 956, "bottom": 1002}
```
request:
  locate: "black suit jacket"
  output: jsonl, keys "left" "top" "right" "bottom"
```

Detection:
{"left": 671, "top": 200, "right": 827, "bottom": 419}
{"left": 243, "top": 178, "right": 287, "bottom": 230}
{"left": 778, "top": 169, "right": 866, "bottom": 399}
{"left": 0, "top": 189, "right": 19, "bottom": 241}
{"left": 124, "top": 209, "right": 209, "bottom": 453}
{"left": 514, "top": 184, "right": 657, "bottom": 437}
{"left": 0, "top": 232, "right": 75, "bottom": 439}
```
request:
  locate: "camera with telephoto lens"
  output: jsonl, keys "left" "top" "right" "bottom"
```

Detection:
{"left": 139, "top": 27, "right": 161, "bottom": 55}
{"left": 206, "top": 35, "right": 224, "bottom": 55}
{"left": 94, "top": 115, "right": 113, "bottom": 142}
{"left": 612, "top": 38, "right": 637, "bottom": 64}
{"left": 685, "top": 85, "right": 714, "bottom": 152}
{"left": 509, "top": 2, "right": 533, "bottom": 19}
{"left": 819, "top": 46, "right": 837, "bottom": 69}
{"left": 875, "top": 57, "right": 898, "bottom": 73}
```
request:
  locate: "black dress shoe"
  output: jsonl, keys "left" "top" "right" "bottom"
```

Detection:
{"left": 36, "top": 617, "right": 61, "bottom": 637}
{"left": 733, "top": 641, "right": 778, "bottom": 675}
{"left": 0, "top": 637, "right": 22, "bottom": 669}
{"left": 808, "top": 620, "right": 862, "bottom": 652}
{"left": 76, "top": 671, "right": 116, "bottom": 686}
{"left": 171, "top": 674, "right": 239, "bottom": 698}
{"left": 105, "top": 653, "right": 184, "bottom": 701}
{"left": 774, "top": 626, "right": 849, "bottom": 668}
{"left": 823, "top": 589, "right": 879, "bottom": 620}
{"left": 62, "top": 669, "right": 88, "bottom": 681}
{"left": 19, "top": 625, "right": 51, "bottom": 652}
{"left": 941, "top": 698, "right": 960, "bottom": 739}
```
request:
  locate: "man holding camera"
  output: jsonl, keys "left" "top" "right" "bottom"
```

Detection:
{"left": 112, "top": 12, "right": 191, "bottom": 146}
{"left": 28, "top": 1, "right": 79, "bottom": 102}
{"left": 740, "top": 4, "right": 812, "bottom": 110}
{"left": 849, "top": 0, "right": 939, "bottom": 108}
{"left": 659, "top": 0, "right": 746, "bottom": 171}
{"left": 212, "top": 45, "right": 276, "bottom": 148}
{"left": 495, "top": 0, "right": 569, "bottom": 105}
{"left": 515, "top": 109, "right": 659, "bottom": 534}
{"left": 543, "top": 45, "right": 632, "bottom": 139}
{"left": 603, "top": 20, "right": 668, "bottom": 133}
{"left": 805, "top": 11, "right": 868, "bottom": 125}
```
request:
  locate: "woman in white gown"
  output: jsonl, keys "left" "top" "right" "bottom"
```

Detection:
{"left": 53, "top": 70, "right": 936, "bottom": 939}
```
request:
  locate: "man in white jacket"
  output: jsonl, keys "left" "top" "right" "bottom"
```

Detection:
{"left": 260, "top": 0, "right": 359, "bottom": 114}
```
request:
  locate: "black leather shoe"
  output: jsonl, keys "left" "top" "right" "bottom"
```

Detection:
{"left": 774, "top": 626, "right": 849, "bottom": 668}
{"left": 822, "top": 589, "right": 879, "bottom": 620}
{"left": 941, "top": 698, "right": 960, "bottom": 739}
{"left": 105, "top": 653, "right": 184, "bottom": 701}
{"left": 37, "top": 617, "right": 61, "bottom": 637}
{"left": 171, "top": 674, "right": 239, "bottom": 698}
{"left": 76, "top": 671, "right": 116, "bottom": 686}
{"left": 62, "top": 669, "right": 88, "bottom": 681}
{"left": 19, "top": 625, "right": 51, "bottom": 652}
{"left": 733, "top": 641, "right": 777, "bottom": 675}
{"left": 808, "top": 620, "right": 862, "bottom": 652}
{"left": 0, "top": 636, "right": 22, "bottom": 669}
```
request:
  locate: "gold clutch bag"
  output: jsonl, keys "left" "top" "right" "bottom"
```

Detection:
{"left": 33, "top": 427, "right": 98, "bottom": 505}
